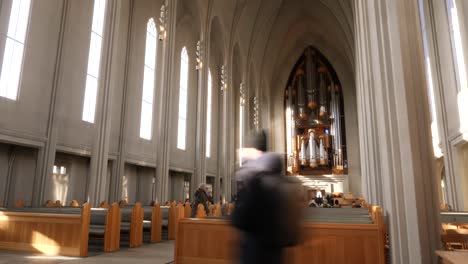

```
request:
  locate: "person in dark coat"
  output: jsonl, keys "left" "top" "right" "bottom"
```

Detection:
{"left": 191, "top": 183, "right": 209, "bottom": 217}
{"left": 232, "top": 130, "right": 299, "bottom": 264}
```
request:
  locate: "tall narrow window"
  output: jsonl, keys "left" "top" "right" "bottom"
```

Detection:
{"left": 239, "top": 83, "right": 245, "bottom": 165}
{"left": 177, "top": 47, "right": 189, "bottom": 150}
{"left": 0, "top": 0, "right": 32, "bottom": 100}
{"left": 419, "top": 0, "right": 443, "bottom": 157}
{"left": 139, "top": 18, "right": 157, "bottom": 140}
{"left": 206, "top": 69, "right": 212, "bottom": 157}
{"left": 447, "top": 0, "right": 467, "bottom": 92}
{"left": 82, "top": 0, "right": 107, "bottom": 123}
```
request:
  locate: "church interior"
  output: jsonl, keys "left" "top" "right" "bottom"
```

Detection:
{"left": 0, "top": 0, "right": 467, "bottom": 263}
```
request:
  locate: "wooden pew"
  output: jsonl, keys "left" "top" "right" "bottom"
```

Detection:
{"left": 44, "top": 200, "right": 63, "bottom": 207}
{"left": 440, "top": 211, "right": 468, "bottom": 250}
{"left": 5, "top": 202, "right": 121, "bottom": 253}
{"left": 119, "top": 202, "right": 144, "bottom": 248}
{"left": 168, "top": 202, "right": 184, "bottom": 240}
{"left": 89, "top": 203, "right": 121, "bottom": 252}
{"left": 195, "top": 204, "right": 207, "bottom": 218}
{"left": 14, "top": 199, "right": 25, "bottom": 208}
{"left": 0, "top": 203, "right": 91, "bottom": 257}
{"left": 141, "top": 203, "right": 162, "bottom": 243}
{"left": 213, "top": 202, "right": 222, "bottom": 217}
{"left": 174, "top": 206, "right": 385, "bottom": 264}
{"left": 184, "top": 202, "right": 192, "bottom": 218}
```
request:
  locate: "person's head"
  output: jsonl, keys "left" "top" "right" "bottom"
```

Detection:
{"left": 239, "top": 130, "right": 267, "bottom": 160}
{"left": 198, "top": 183, "right": 207, "bottom": 192}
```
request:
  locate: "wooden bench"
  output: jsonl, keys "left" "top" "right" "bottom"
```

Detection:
{"left": 5, "top": 202, "right": 121, "bottom": 253}
{"left": 440, "top": 211, "right": 468, "bottom": 250}
{"left": 168, "top": 202, "right": 184, "bottom": 240}
{"left": 118, "top": 203, "right": 144, "bottom": 248}
{"left": 142, "top": 203, "right": 162, "bottom": 243}
{"left": 174, "top": 206, "right": 385, "bottom": 264}
{"left": 0, "top": 203, "right": 91, "bottom": 257}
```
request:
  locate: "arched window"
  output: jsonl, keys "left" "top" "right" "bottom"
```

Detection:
{"left": 447, "top": 0, "right": 467, "bottom": 92}
{"left": 206, "top": 69, "right": 212, "bottom": 157}
{"left": 139, "top": 18, "right": 157, "bottom": 140}
{"left": 177, "top": 47, "right": 189, "bottom": 150}
{"left": 0, "top": 0, "right": 32, "bottom": 100}
{"left": 82, "top": 0, "right": 107, "bottom": 123}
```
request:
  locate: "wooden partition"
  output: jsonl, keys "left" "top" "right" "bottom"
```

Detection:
{"left": 168, "top": 203, "right": 184, "bottom": 240}
{"left": 184, "top": 202, "right": 191, "bottom": 218}
{"left": 129, "top": 203, "right": 144, "bottom": 247}
{"left": 102, "top": 203, "right": 121, "bottom": 252}
{"left": 0, "top": 203, "right": 91, "bottom": 257}
{"left": 174, "top": 206, "right": 385, "bottom": 264}
{"left": 150, "top": 203, "right": 162, "bottom": 243}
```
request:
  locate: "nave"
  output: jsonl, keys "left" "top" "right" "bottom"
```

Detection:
{"left": 0, "top": 0, "right": 468, "bottom": 263}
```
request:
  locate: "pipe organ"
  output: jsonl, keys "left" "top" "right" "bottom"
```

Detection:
{"left": 285, "top": 47, "right": 347, "bottom": 175}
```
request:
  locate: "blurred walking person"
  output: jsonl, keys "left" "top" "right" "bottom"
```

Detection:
{"left": 232, "top": 130, "right": 302, "bottom": 264}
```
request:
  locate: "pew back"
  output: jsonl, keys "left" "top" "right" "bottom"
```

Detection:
{"left": 174, "top": 206, "right": 385, "bottom": 264}
{"left": 0, "top": 203, "right": 91, "bottom": 257}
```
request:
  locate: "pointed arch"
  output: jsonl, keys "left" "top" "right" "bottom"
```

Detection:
{"left": 139, "top": 17, "right": 158, "bottom": 140}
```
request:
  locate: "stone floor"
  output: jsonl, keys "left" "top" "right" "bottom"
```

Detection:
{"left": 0, "top": 241, "right": 174, "bottom": 264}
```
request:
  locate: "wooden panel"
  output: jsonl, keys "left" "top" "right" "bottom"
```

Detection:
{"left": 174, "top": 206, "right": 385, "bottom": 264}
{"left": 169, "top": 202, "right": 183, "bottom": 240}
{"left": 184, "top": 202, "right": 191, "bottom": 218}
{"left": 151, "top": 204, "right": 162, "bottom": 243}
{"left": 104, "top": 203, "right": 121, "bottom": 252}
{"left": 0, "top": 203, "right": 90, "bottom": 257}
{"left": 130, "top": 203, "right": 144, "bottom": 247}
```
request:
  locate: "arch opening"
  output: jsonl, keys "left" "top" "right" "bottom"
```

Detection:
{"left": 284, "top": 46, "right": 347, "bottom": 179}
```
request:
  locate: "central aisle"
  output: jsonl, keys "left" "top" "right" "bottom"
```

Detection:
{"left": 0, "top": 241, "right": 174, "bottom": 264}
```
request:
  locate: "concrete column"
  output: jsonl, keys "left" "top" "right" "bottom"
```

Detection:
{"left": 420, "top": 0, "right": 460, "bottom": 210}
{"left": 88, "top": 0, "right": 119, "bottom": 207}
{"left": 355, "top": 0, "right": 441, "bottom": 263}
{"left": 157, "top": 0, "right": 178, "bottom": 202}
{"left": 35, "top": 0, "right": 68, "bottom": 207}
{"left": 113, "top": 0, "right": 134, "bottom": 203}
{"left": 194, "top": 38, "right": 209, "bottom": 189}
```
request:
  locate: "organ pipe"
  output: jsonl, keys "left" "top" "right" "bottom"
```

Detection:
{"left": 306, "top": 48, "right": 317, "bottom": 109}
{"left": 309, "top": 130, "right": 318, "bottom": 168}
{"left": 319, "top": 73, "right": 327, "bottom": 117}
{"left": 297, "top": 74, "right": 307, "bottom": 120}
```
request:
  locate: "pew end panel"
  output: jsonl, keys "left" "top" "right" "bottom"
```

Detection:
{"left": 15, "top": 200, "right": 25, "bottom": 208}
{"left": 151, "top": 204, "right": 162, "bottom": 243}
{"left": 104, "top": 203, "right": 121, "bottom": 252}
{"left": 100, "top": 201, "right": 110, "bottom": 209}
{"left": 184, "top": 202, "right": 191, "bottom": 218}
{"left": 130, "top": 203, "right": 144, "bottom": 247}
{"left": 174, "top": 219, "right": 240, "bottom": 264}
{"left": 168, "top": 203, "right": 185, "bottom": 240}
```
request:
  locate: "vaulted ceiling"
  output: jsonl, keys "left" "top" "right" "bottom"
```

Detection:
{"left": 183, "top": 0, "right": 355, "bottom": 96}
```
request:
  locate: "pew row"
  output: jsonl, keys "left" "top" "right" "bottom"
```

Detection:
{"left": 143, "top": 203, "right": 162, "bottom": 243}
{"left": 440, "top": 211, "right": 468, "bottom": 250}
{"left": 0, "top": 203, "right": 91, "bottom": 257}
{"left": 174, "top": 206, "right": 385, "bottom": 264}
{"left": 117, "top": 203, "right": 144, "bottom": 247}
{"left": 1, "top": 203, "right": 122, "bottom": 255}
{"left": 168, "top": 203, "right": 185, "bottom": 240}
